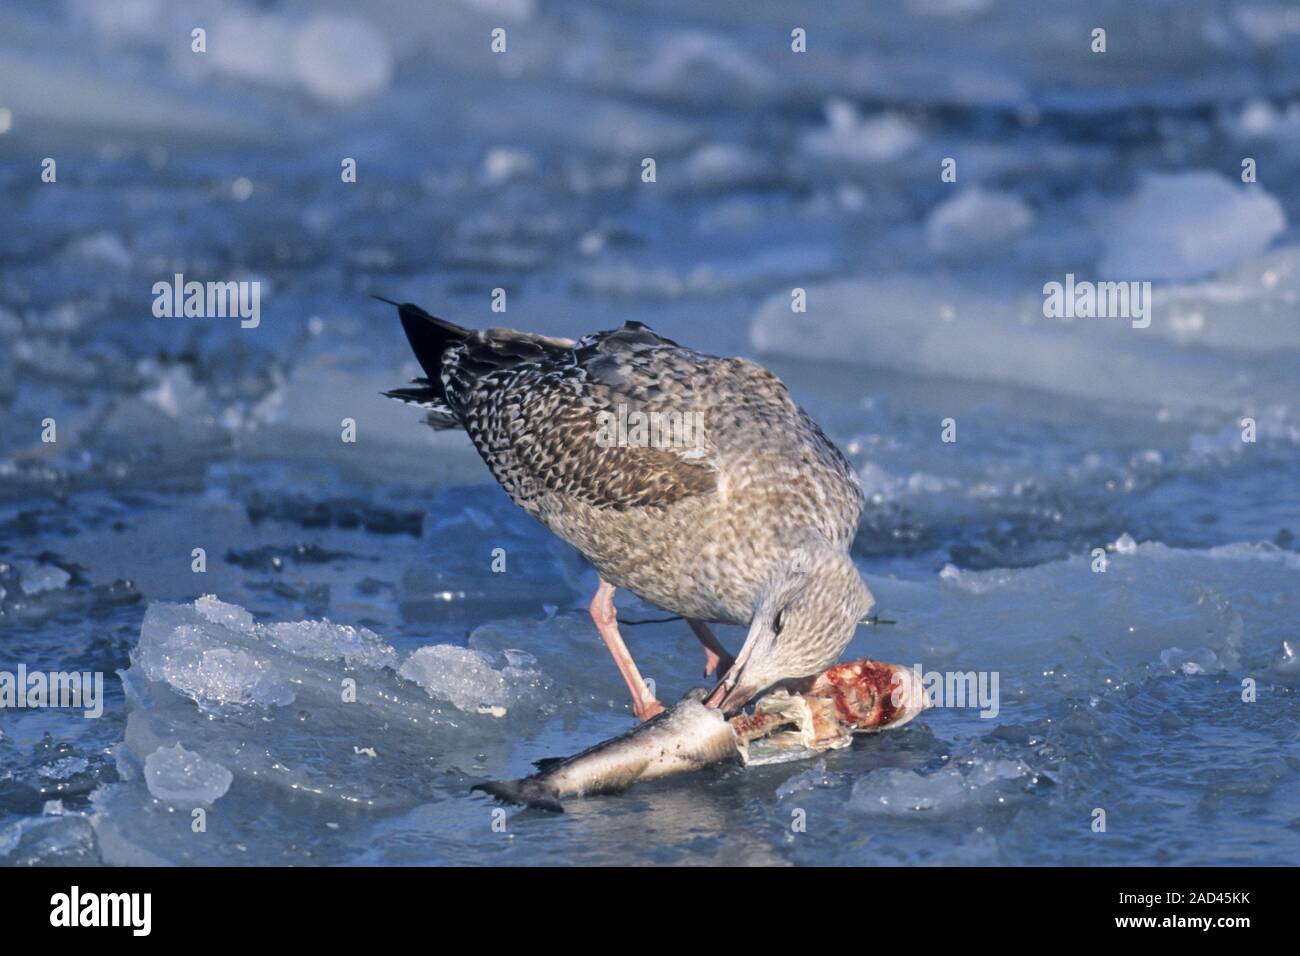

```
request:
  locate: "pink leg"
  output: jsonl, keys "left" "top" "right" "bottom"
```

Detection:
{"left": 589, "top": 580, "right": 665, "bottom": 722}
{"left": 688, "top": 619, "right": 733, "bottom": 678}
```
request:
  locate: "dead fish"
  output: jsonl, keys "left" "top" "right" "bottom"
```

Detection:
{"left": 473, "top": 688, "right": 735, "bottom": 812}
{"left": 474, "top": 657, "right": 926, "bottom": 811}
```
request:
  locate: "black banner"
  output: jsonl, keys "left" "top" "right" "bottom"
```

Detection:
{"left": 0, "top": 866, "right": 1280, "bottom": 940}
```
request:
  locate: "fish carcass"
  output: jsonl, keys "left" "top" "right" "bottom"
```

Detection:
{"left": 474, "top": 658, "right": 927, "bottom": 811}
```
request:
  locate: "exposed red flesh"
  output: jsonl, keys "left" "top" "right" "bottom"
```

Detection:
{"left": 728, "top": 710, "right": 784, "bottom": 743}
{"left": 728, "top": 657, "right": 915, "bottom": 751}
{"left": 808, "top": 658, "right": 904, "bottom": 729}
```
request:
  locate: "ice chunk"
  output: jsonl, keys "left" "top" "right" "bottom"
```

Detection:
{"left": 1111, "top": 532, "right": 1138, "bottom": 555}
{"left": 801, "top": 100, "right": 922, "bottom": 164}
{"left": 194, "top": 595, "right": 255, "bottom": 631}
{"left": 678, "top": 142, "right": 775, "bottom": 192}
{"left": 925, "top": 188, "right": 1034, "bottom": 258}
{"left": 938, "top": 563, "right": 1017, "bottom": 595}
{"left": 293, "top": 14, "right": 393, "bottom": 106}
{"left": 138, "top": 627, "right": 295, "bottom": 708}
{"left": 398, "top": 644, "right": 543, "bottom": 714}
{"left": 1219, "top": 99, "right": 1300, "bottom": 143}
{"left": 856, "top": 540, "right": 1295, "bottom": 698}
{"left": 576, "top": 262, "right": 732, "bottom": 299}
{"left": 20, "top": 563, "right": 70, "bottom": 596}
{"left": 236, "top": 360, "right": 484, "bottom": 487}
{"left": 749, "top": 274, "right": 1296, "bottom": 412}
{"left": 62, "top": 232, "right": 132, "bottom": 271}
{"left": 776, "top": 759, "right": 847, "bottom": 799}
{"left": 37, "top": 757, "right": 89, "bottom": 780}
{"left": 502, "top": 648, "right": 538, "bottom": 668}
{"left": 0, "top": 814, "right": 99, "bottom": 866}
{"left": 201, "top": 12, "right": 301, "bottom": 89}
{"left": 1098, "top": 172, "right": 1285, "bottom": 282}
{"left": 204, "top": 10, "right": 391, "bottom": 107}
{"left": 110, "top": 597, "right": 519, "bottom": 852}
{"left": 134, "top": 614, "right": 295, "bottom": 708}
{"left": 850, "top": 759, "right": 1032, "bottom": 815}
{"left": 635, "top": 31, "right": 772, "bottom": 101}
{"left": 482, "top": 147, "right": 537, "bottom": 186}
{"left": 136, "top": 598, "right": 401, "bottom": 705}
{"left": 1149, "top": 244, "right": 1300, "bottom": 354}
{"left": 143, "top": 743, "right": 233, "bottom": 805}
{"left": 857, "top": 462, "right": 960, "bottom": 504}
{"left": 139, "top": 364, "right": 207, "bottom": 420}
{"left": 1158, "top": 647, "right": 1224, "bottom": 675}
{"left": 265, "top": 620, "right": 398, "bottom": 670}
{"left": 1276, "top": 641, "right": 1300, "bottom": 680}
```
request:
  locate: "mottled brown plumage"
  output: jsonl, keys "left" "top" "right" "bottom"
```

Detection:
{"left": 383, "top": 301, "right": 874, "bottom": 716}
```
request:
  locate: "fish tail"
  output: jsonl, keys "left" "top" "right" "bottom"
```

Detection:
{"left": 472, "top": 778, "right": 565, "bottom": 813}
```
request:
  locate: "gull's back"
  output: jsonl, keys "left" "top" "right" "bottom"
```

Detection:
{"left": 386, "top": 305, "right": 863, "bottom": 624}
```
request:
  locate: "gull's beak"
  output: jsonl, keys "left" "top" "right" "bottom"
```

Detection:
{"left": 705, "top": 616, "right": 767, "bottom": 713}
{"left": 704, "top": 674, "right": 761, "bottom": 714}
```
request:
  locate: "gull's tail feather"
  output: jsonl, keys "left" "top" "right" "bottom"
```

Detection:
{"left": 376, "top": 297, "right": 471, "bottom": 429}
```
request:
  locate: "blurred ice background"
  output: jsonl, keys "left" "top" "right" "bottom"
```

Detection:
{"left": 1, "top": 0, "right": 1298, "bottom": 865}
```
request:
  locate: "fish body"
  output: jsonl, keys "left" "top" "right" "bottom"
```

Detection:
{"left": 474, "top": 691, "right": 736, "bottom": 812}
{"left": 475, "top": 658, "right": 927, "bottom": 811}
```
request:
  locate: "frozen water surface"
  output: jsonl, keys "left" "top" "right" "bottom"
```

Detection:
{"left": 1, "top": 0, "right": 1298, "bottom": 865}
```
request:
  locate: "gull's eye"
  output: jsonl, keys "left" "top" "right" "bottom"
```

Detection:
{"left": 772, "top": 609, "right": 786, "bottom": 636}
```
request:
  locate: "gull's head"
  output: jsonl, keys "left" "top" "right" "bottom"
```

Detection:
{"left": 709, "top": 533, "right": 875, "bottom": 714}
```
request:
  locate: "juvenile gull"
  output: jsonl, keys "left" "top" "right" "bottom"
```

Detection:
{"left": 382, "top": 301, "right": 874, "bottom": 720}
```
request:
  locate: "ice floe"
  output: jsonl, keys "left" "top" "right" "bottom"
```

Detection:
{"left": 1098, "top": 171, "right": 1286, "bottom": 282}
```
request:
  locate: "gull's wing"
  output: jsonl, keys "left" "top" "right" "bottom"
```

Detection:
{"left": 447, "top": 322, "right": 719, "bottom": 512}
